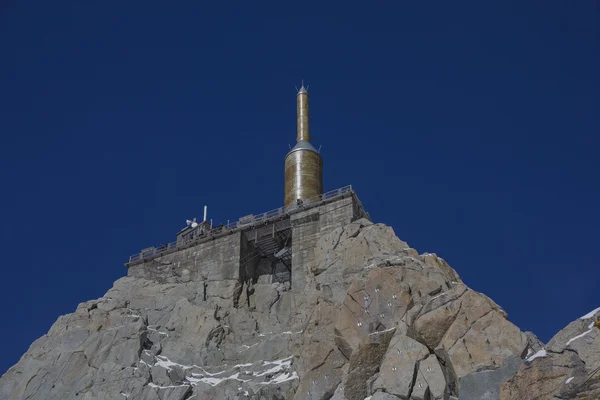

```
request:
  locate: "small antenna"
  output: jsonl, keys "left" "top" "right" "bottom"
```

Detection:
{"left": 318, "top": 145, "right": 322, "bottom": 153}
{"left": 288, "top": 144, "right": 292, "bottom": 150}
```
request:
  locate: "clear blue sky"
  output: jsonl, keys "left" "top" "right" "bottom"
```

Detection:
{"left": 0, "top": 1, "right": 598, "bottom": 375}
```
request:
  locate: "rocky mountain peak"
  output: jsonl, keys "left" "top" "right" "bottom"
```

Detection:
{"left": 1, "top": 217, "right": 598, "bottom": 399}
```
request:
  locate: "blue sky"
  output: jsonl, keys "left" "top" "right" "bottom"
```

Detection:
{"left": 0, "top": 1, "right": 598, "bottom": 374}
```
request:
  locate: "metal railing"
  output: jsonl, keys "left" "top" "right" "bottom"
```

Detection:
{"left": 126, "top": 185, "right": 354, "bottom": 265}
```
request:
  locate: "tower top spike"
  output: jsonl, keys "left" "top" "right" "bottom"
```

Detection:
{"left": 297, "top": 80, "right": 308, "bottom": 95}
{"left": 296, "top": 80, "right": 310, "bottom": 142}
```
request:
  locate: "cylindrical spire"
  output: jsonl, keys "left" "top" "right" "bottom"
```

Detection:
{"left": 285, "top": 81, "right": 323, "bottom": 207}
{"left": 296, "top": 83, "right": 310, "bottom": 142}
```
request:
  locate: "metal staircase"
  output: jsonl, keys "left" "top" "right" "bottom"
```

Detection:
{"left": 239, "top": 225, "right": 292, "bottom": 284}
{"left": 255, "top": 233, "right": 291, "bottom": 270}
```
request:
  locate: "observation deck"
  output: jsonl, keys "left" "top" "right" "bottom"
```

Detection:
{"left": 125, "top": 185, "right": 368, "bottom": 267}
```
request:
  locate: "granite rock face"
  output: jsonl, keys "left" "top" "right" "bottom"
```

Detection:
{"left": 499, "top": 308, "right": 600, "bottom": 400}
{"left": 1, "top": 218, "right": 597, "bottom": 399}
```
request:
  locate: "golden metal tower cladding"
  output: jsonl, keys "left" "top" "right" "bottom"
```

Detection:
{"left": 284, "top": 83, "right": 323, "bottom": 207}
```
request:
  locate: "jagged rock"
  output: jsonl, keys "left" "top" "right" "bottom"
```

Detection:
{"left": 371, "top": 392, "right": 402, "bottom": 400}
{"left": 372, "top": 331, "right": 429, "bottom": 398}
{"left": 409, "top": 354, "right": 448, "bottom": 400}
{"left": 420, "top": 253, "right": 461, "bottom": 284}
{"left": 333, "top": 268, "right": 413, "bottom": 360}
{"left": 343, "top": 328, "right": 396, "bottom": 400}
{"left": 293, "top": 365, "right": 343, "bottom": 400}
{"left": 143, "top": 384, "right": 192, "bottom": 400}
{"left": 412, "top": 283, "right": 468, "bottom": 349}
{"left": 458, "top": 355, "right": 522, "bottom": 400}
{"left": 420, "top": 288, "right": 527, "bottom": 381}
{"left": 499, "top": 308, "right": 600, "bottom": 400}
{"left": 524, "top": 331, "right": 545, "bottom": 354}
{"left": 1, "top": 215, "right": 598, "bottom": 400}
{"left": 415, "top": 354, "right": 447, "bottom": 399}
{"left": 500, "top": 351, "right": 585, "bottom": 400}
{"left": 547, "top": 312, "right": 600, "bottom": 371}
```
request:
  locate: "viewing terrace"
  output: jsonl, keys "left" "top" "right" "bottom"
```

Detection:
{"left": 125, "top": 185, "right": 366, "bottom": 267}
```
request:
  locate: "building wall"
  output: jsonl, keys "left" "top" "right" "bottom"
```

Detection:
{"left": 239, "top": 232, "right": 261, "bottom": 284}
{"left": 290, "top": 196, "right": 358, "bottom": 291}
{"left": 128, "top": 232, "right": 244, "bottom": 284}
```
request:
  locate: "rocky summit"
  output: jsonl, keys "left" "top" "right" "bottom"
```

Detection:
{"left": 1, "top": 219, "right": 599, "bottom": 399}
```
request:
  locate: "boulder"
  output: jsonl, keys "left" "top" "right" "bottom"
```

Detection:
{"left": 343, "top": 328, "right": 396, "bottom": 400}
{"left": 372, "top": 332, "right": 429, "bottom": 398}
{"left": 500, "top": 351, "right": 585, "bottom": 400}
{"left": 459, "top": 355, "right": 522, "bottom": 400}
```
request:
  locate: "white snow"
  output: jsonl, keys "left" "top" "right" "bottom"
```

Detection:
{"left": 185, "top": 357, "right": 294, "bottom": 387}
{"left": 369, "top": 327, "right": 396, "bottom": 336}
{"left": 185, "top": 376, "right": 204, "bottom": 385}
{"left": 148, "top": 383, "right": 190, "bottom": 389}
{"left": 148, "top": 356, "right": 295, "bottom": 388}
{"left": 274, "top": 371, "right": 299, "bottom": 384}
{"left": 566, "top": 377, "right": 574, "bottom": 384}
{"left": 566, "top": 327, "right": 594, "bottom": 346}
{"left": 189, "top": 363, "right": 254, "bottom": 380}
{"left": 429, "top": 292, "right": 445, "bottom": 301}
{"left": 526, "top": 349, "right": 547, "bottom": 362}
{"left": 255, "top": 357, "right": 293, "bottom": 377}
{"left": 147, "top": 326, "right": 169, "bottom": 336}
{"left": 240, "top": 342, "right": 260, "bottom": 351}
{"left": 259, "top": 371, "right": 299, "bottom": 385}
{"left": 580, "top": 307, "right": 600, "bottom": 320}
{"left": 193, "top": 372, "right": 250, "bottom": 386}
{"left": 155, "top": 356, "right": 194, "bottom": 371}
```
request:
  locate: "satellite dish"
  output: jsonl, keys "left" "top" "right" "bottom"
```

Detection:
{"left": 186, "top": 217, "right": 198, "bottom": 227}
